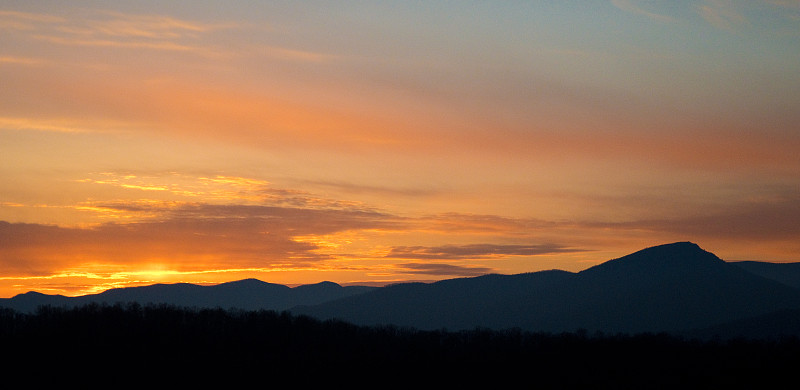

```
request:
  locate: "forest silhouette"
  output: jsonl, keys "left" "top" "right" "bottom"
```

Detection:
{"left": 2, "top": 302, "right": 798, "bottom": 388}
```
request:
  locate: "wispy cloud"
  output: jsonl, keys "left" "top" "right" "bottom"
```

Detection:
{"left": 610, "top": 0, "right": 676, "bottom": 22}
{"left": 0, "top": 203, "right": 400, "bottom": 276}
{"left": 257, "top": 44, "right": 337, "bottom": 63}
{"left": 32, "top": 34, "right": 205, "bottom": 52}
{"left": 0, "top": 116, "right": 134, "bottom": 133}
{"left": 0, "top": 55, "right": 46, "bottom": 66}
{"left": 392, "top": 263, "right": 495, "bottom": 277}
{"left": 765, "top": 0, "right": 800, "bottom": 7}
{"left": 1, "top": 8, "right": 334, "bottom": 61}
{"left": 694, "top": 0, "right": 749, "bottom": 32}
{"left": 35, "top": 10, "right": 226, "bottom": 56}
{"left": 76, "top": 172, "right": 376, "bottom": 212}
{"left": 412, "top": 213, "right": 559, "bottom": 235}
{"left": 0, "top": 9, "right": 65, "bottom": 29}
{"left": 385, "top": 243, "right": 586, "bottom": 260}
{"left": 611, "top": 1, "right": 799, "bottom": 34}
{"left": 73, "top": 10, "right": 216, "bottom": 39}
{"left": 300, "top": 179, "right": 441, "bottom": 198}
{"left": 587, "top": 190, "right": 800, "bottom": 241}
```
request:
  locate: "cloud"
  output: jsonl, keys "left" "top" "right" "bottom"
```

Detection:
{"left": 412, "top": 213, "right": 559, "bottom": 235}
{"left": 5, "top": 29, "right": 799, "bottom": 173}
{"left": 1, "top": 7, "right": 334, "bottom": 62}
{"left": 591, "top": 191, "right": 800, "bottom": 241}
{"left": 0, "top": 115, "right": 87, "bottom": 132}
{"left": 0, "top": 10, "right": 65, "bottom": 29}
{"left": 0, "top": 202, "right": 402, "bottom": 276}
{"left": 612, "top": 1, "right": 798, "bottom": 34}
{"left": 75, "top": 10, "right": 216, "bottom": 39}
{"left": 299, "top": 179, "right": 441, "bottom": 198}
{"left": 32, "top": 34, "right": 206, "bottom": 53}
{"left": 257, "top": 45, "right": 337, "bottom": 63}
{"left": 694, "top": 0, "right": 749, "bottom": 32}
{"left": 0, "top": 116, "right": 129, "bottom": 133}
{"left": 0, "top": 56, "right": 46, "bottom": 66}
{"left": 1, "top": 8, "right": 225, "bottom": 54}
{"left": 766, "top": 0, "right": 800, "bottom": 7}
{"left": 392, "top": 263, "right": 494, "bottom": 277}
{"left": 384, "top": 243, "right": 586, "bottom": 260}
{"left": 611, "top": 0, "right": 676, "bottom": 22}
{"left": 75, "top": 172, "right": 379, "bottom": 213}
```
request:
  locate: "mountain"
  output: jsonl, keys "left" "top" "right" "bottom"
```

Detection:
{"left": 571, "top": 242, "right": 800, "bottom": 332}
{"left": 0, "top": 279, "right": 376, "bottom": 314}
{"left": 2, "top": 291, "right": 75, "bottom": 313}
{"left": 4, "top": 242, "right": 800, "bottom": 338}
{"left": 292, "top": 242, "right": 800, "bottom": 335}
{"left": 730, "top": 261, "right": 800, "bottom": 290}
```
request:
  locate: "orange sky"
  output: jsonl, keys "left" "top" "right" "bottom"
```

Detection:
{"left": 2, "top": 1, "right": 799, "bottom": 297}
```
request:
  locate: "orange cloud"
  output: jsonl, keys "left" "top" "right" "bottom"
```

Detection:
{"left": 4, "top": 7, "right": 799, "bottom": 177}
{"left": 391, "top": 263, "right": 494, "bottom": 277}
{"left": 0, "top": 56, "right": 46, "bottom": 66}
{"left": 0, "top": 204, "right": 399, "bottom": 275}
{"left": 594, "top": 192, "right": 800, "bottom": 241}
{"left": 384, "top": 244, "right": 585, "bottom": 260}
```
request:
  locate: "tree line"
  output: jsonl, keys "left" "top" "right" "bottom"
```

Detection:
{"left": 1, "top": 302, "right": 797, "bottom": 388}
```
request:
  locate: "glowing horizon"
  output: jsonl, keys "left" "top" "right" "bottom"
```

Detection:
{"left": 2, "top": 1, "right": 799, "bottom": 297}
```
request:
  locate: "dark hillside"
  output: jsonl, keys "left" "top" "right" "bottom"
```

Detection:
{"left": 731, "top": 261, "right": 800, "bottom": 290}
{"left": 292, "top": 270, "right": 577, "bottom": 331}
{"left": 573, "top": 242, "right": 800, "bottom": 332}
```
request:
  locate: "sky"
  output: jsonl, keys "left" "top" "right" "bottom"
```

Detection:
{"left": 1, "top": 0, "right": 799, "bottom": 298}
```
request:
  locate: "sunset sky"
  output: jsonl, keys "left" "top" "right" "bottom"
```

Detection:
{"left": 2, "top": 1, "right": 799, "bottom": 297}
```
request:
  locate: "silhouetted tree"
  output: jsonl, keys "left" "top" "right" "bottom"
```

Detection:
{"left": 0, "top": 303, "right": 798, "bottom": 387}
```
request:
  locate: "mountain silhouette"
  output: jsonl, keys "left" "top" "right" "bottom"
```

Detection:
{"left": 730, "top": 260, "right": 800, "bottom": 290}
{"left": 572, "top": 242, "right": 800, "bottom": 332}
{"left": 3, "top": 291, "right": 74, "bottom": 313}
{"left": 4, "top": 242, "right": 800, "bottom": 338}
{"left": 0, "top": 279, "right": 376, "bottom": 314}
{"left": 292, "top": 242, "right": 800, "bottom": 335}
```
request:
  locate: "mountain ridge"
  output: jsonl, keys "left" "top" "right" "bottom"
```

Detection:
{"left": 292, "top": 242, "right": 800, "bottom": 335}
{"left": 3, "top": 241, "right": 800, "bottom": 339}
{"left": 0, "top": 279, "right": 377, "bottom": 314}
{"left": 729, "top": 260, "right": 800, "bottom": 290}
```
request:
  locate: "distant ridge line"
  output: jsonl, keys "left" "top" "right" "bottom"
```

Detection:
{"left": 3, "top": 242, "right": 800, "bottom": 339}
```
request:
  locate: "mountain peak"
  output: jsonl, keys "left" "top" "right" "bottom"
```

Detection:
{"left": 630, "top": 241, "right": 718, "bottom": 262}
{"left": 612, "top": 241, "right": 716, "bottom": 263}
{"left": 579, "top": 241, "right": 726, "bottom": 279}
{"left": 18, "top": 291, "right": 47, "bottom": 297}
{"left": 221, "top": 278, "right": 270, "bottom": 286}
{"left": 646, "top": 241, "right": 701, "bottom": 251}
{"left": 214, "top": 278, "right": 289, "bottom": 292}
